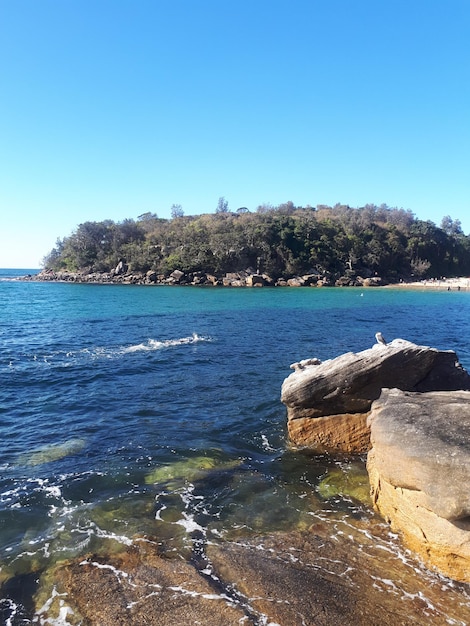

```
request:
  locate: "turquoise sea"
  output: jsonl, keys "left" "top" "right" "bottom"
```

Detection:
{"left": 1, "top": 268, "right": 470, "bottom": 624}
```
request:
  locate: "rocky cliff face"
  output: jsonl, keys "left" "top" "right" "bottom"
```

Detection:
{"left": 281, "top": 338, "right": 470, "bottom": 453}
{"left": 367, "top": 388, "right": 470, "bottom": 582}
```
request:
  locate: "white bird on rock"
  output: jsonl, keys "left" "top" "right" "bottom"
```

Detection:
{"left": 375, "top": 332, "right": 387, "bottom": 345}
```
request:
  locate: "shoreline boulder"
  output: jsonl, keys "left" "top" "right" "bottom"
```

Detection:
{"left": 283, "top": 338, "right": 470, "bottom": 582}
{"left": 281, "top": 338, "right": 470, "bottom": 453}
{"left": 367, "top": 388, "right": 470, "bottom": 582}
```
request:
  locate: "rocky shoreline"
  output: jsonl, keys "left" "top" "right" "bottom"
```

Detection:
{"left": 282, "top": 337, "right": 470, "bottom": 583}
{"left": 22, "top": 509, "right": 470, "bottom": 626}
{"left": 29, "top": 515, "right": 470, "bottom": 626}
{"left": 19, "top": 267, "right": 470, "bottom": 289}
{"left": 18, "top": 266, "right": 389, "bottom": 288}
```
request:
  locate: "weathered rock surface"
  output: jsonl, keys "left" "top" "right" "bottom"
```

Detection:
{"left": 281, "top": 339, "right": 470, "bottom": 452}
{"left": 367, "top": 388, "right": 470, "bottom": 582}
{"left": 287, "top": 411, "right": 371, "bottom": 454}
{"left": 32, "top": 523, "right": 470, "bottom": 625}
{"left": 44, "top": 544, "right": 247, "bottom": 626}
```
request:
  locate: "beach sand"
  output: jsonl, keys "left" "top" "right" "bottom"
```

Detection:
{"left": 387, "top": 277, "right": 470, "bottom": 290}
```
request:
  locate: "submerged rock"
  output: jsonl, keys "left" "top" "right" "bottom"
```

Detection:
{"left": 144, "top": 455, "right": 240, "bottom": 487}
{"left": 317, "top": 463, "right": 371, "bottom": 505}
{"left": 31, "top": 521, "right": 470, "bottom": 626}
{"left": 39, "top": 546, "right": 247, "bottom": 625}
{"left": 281, "top": 338, "right": 470, "bottom": 453}
{"left": 17, "top": 438, "right": 86, "bottom": 466}
{"left": 367, "top": 388, "right": 470, "bottom": 582}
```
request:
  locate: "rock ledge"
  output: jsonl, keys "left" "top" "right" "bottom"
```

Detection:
{"left": 283, "top": 338, "right": 470, "bottom": 581}
{"left": 367, "top": 388, "right": 470, "bottom": 582}
{"left": 281, "top": 338, "right": 470, "bottom": 453}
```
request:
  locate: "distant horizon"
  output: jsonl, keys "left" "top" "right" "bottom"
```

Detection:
{"left": 1, "top": 267, "right": 41, "bottom": 270}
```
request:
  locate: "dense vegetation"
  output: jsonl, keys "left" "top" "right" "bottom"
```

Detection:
{"left": 42, "top": 202, "right": 470, "bottom": 283}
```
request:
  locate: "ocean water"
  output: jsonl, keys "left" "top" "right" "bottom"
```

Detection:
{"left": 1, "top": 268, "right": 470, "bottom": 624}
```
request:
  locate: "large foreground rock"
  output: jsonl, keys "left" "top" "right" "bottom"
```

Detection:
{"left": 367, "top": 388, "right": 470, "bottom": 582}
{"left": 30, "top": 522, "right": 470, "bottom": 625}
{"left": 281, "top": 338, "right": 470, "bottom": 452}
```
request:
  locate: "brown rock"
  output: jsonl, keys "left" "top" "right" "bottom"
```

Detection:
{"left": 367, "top": 388, "right": 470, "bottom": 582}
{"left": 169, "top": 269, "right": 185, "bottom": 283}
{"left": 287, "top": 277, "right": 304, "bottom": 287}
{"left": 261, "top": 273, "right": 275, "bottom": 285}
{"left": 288, "top": 412, "right": 370, "bottom": 454}
{"left": 32, "top": 520, "right": 470, "bottom": 625}
{"left": 50, "top": 544, "right": 246, "bottom": 625}
{"left": 246, "top": 274, "right": 265, "bottom": 287}
{"left": 205, "top": 274, "right": 219, "bottom": 285}
{"left": 362, "top": 277, "right": 382, "bottom": 286}
{"left": 281, "top": 339, "right": 470, "bottom": 452}
{"left": 207, "top": 527, "right": 470, "bottom": 625}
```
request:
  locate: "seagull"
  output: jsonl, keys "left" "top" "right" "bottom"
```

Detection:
{"left": 375, "top": 332, "right": 387, "bottom": 345}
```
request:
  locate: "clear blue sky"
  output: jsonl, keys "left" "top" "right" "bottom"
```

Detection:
{"left": 1, "top": 0, "right": 469, "bottom": 268}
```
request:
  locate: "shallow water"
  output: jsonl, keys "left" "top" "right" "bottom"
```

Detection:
{"left": 1, "top": 270, "right": 470, "bottom": 623}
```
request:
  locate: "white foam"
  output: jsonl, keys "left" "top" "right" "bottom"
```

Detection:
{"left": 78, "top": 521, "right": 133, "bottom": 547}
{"left": 80, "top": 560, "right": 129, "bottom": 578}
{"left": 122, "top": 333, "right": 210, "bottom": 354}
{"left": 261, "top": 434, "right": 276, "bottom": 451}
{"left": 175, "top": 512, "right": 205, "bottom": 534}
{"left": 1, "top": 599, "right": 20, "bottom": 626}
{"left": 36, "top": 585, "right": 75, "bottom": 626}
{"left": 7, "top": 333, "right": 211, "bottom": 370}
{"left": 126, "top": 590, "right": 161, "bottom": 609}
{"left": 401, "top": 589, "right": 437, "bottom": 613}
{"left": 168, "top": 585, "right": 231, "bottom": 602}
{"left": 43, "top": 485, "right": 63, "bottom": 499}
{"left": 154, "top": 503, "right": 167, "bottom": 521}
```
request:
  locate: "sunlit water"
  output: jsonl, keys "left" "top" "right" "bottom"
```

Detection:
{"left": 1, "top": 268, "right": 470, "bottom": 623}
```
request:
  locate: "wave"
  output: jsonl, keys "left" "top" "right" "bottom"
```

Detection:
{"left": 3, "top": 333, "right": 212, "bottom": 371}
{"left": 121, "top": 333, "right": 210, "bottom": 354}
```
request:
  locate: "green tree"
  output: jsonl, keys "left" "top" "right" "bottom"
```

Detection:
{"left": 216, "top": 196, "right": 229, "bottom": 213}
{"left": 42, "top": 203, "right": 470, "bottom": 283}
{"left": 171, "top": 204, "right": 185, "bottom": 219}
{"left": 440, "top": 215, "right": 463, "bottom": 236}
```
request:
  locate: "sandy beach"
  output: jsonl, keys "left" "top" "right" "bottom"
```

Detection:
{"left": 388, "top": 277, "right": 470, "bottom": 290}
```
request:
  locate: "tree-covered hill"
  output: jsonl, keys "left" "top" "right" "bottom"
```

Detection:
{"left": 42, "top": 202, "right": 470, "bottom": 284}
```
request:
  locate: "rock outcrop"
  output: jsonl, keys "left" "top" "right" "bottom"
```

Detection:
{"left": 281, "top": 338, "right": 470, "bottom": 453}
{"left": 367, "top": 388, "right": 470, "bottom": 582}
{"left": 31, "top": 522, "right": 470, "bottom": 625}
{"left": 282, "top": 338, "right": 470, "bottom": 582}
{"left": 25, "top": 268, "right": 333, "bottom": 288}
